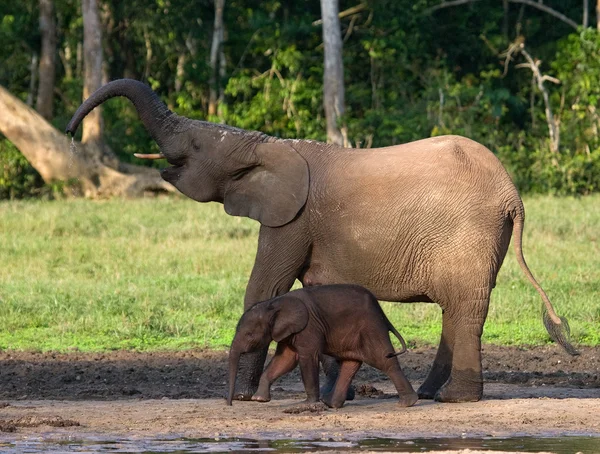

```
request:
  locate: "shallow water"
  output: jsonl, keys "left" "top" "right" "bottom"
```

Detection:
{"left": 2, "top": 436, "right": 599, "bottom": 453}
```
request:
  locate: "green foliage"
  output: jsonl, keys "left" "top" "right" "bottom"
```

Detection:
{"left": 2, "top": 1, "right": 600, "bottom": 195}
{"left": 0, "top": 196, "right": 598, "bottom": 351}
{"left": 224, "top": 45, "right": 324, "bottom": 139}
{"left": 0, "top": 138, "right": 49, "bottom": 199}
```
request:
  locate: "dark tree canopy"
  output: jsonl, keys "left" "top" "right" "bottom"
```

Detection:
{"left": 1, "top": 0, "right": 600, "bottom": 197}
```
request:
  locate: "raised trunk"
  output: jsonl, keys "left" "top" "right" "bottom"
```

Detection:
{"left": 227, "top": 349, "right": 241, "bottom": 405}
{"left": 66, "top": 79, "right": 179, "bottom": 148}
{"left": 0, "top": 84, "right": 174, "bottom": 197}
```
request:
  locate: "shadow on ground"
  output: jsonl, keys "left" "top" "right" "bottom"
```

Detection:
{"left": 0, "top": 346, "right": 598, "bottom": 401}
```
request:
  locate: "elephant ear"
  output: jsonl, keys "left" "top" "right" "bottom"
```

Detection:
{"left": 223, "top": 142, "right": 309, "bottom": 227}
{"left": 271, "top": 298, "right": 309, "bottom": 342}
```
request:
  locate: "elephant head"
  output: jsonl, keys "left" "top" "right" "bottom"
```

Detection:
{"left": 66, "top": 79, "right": 310, "bottom": 227}
{"left": 227, "top": 298, "right": 308, "bottom": 405}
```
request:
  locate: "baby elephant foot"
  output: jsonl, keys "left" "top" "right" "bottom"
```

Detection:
{"left": 320, "top": 392, "right": 345, "bottom": 409}
{"left": 397, "top": 391, "right": 418, "bottom": 407}
{"left": 250, "top": 392, "right": 271, "bottom": 403}
{"left": 434, "top": 375, "right": 483, "bottom": 403}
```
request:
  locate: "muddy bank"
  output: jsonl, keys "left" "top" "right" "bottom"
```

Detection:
{"left": 0, "top": 345, "right": 598, "bottom": 401}
{"left": 0, "top": 345, "right": 599, "bottom": 449}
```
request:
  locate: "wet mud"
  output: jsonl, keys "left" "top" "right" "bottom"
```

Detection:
{"left": 0, "top": 345, "right": 599, "bottom": 451}
{"left": 0, "top": 345, "right": 598, "bottom": 401}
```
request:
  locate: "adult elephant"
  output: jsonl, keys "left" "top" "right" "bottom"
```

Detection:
{"left": 66, "top": 79, "right": 578, "bottom": 403}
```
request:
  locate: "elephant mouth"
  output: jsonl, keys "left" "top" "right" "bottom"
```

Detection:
{"left": 134, "top": 153, "right": 166, "bottom": 160}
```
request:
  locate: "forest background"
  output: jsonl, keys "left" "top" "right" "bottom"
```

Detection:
{"left": 0, "top": 1, "right": 599, "bottom": 350}
{"left": 1, "top": 0, "right": 600, "bottom": 198}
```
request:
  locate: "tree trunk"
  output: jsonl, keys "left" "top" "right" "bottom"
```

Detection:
{"left": 175, "top": 52, "right": 186, "bottom": 93}
{"left": 0, "top": 85, "right": 175, "bottom": 197}
{"left": 597, "top": 0, "right": 600, "bottom": 29}
{"left": 36, "top": 0, "right": 57, "bottom": 121}
{"left": 320, "top": 0, "right": 347, "bottom": 146}
{"left": 81, "top": 0, "right": 104, "bottom": 145}
{"left": 26, "top": 53, "right": 38, "bottom": 107}
{"left": 80, "top": 0, "right": 122, "bottom": 170}
{"left": 59, "top": 44, "right": 74, "bottom": 80}
{"left": 208, "top": 0, "right": 224, "bottom": 117}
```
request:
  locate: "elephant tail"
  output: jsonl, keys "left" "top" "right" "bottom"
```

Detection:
{"left": 510, "top": 206, "right": 579, "bottom": 356}
{"left": 385, "top": 324, "right": 408, "bottom": 358}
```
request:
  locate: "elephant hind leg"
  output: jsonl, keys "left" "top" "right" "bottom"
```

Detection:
{"left": 363, "top": 347, "right": 418, "bottom": 407}
{"left": 320, "top": 354, "right": 355, "bottom": 401}
{"left": 417, "top": 312, "right": 454, "bottom": 399}
{"left": 321, "top": 360, "right": 362, "bottom": 408}
{"left": 434, "top": 289, "right": 490, "bottom": 403}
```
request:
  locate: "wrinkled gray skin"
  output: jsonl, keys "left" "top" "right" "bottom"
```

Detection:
{"left": 228, "top": 285, "right": 417, "bottom": 409}
{"left": 66, "top": 79, "right": 578, "bottom": 403}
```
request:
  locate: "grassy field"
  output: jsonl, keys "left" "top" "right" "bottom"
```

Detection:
{"left": 0, "top": 195, "right": 599, "bottom": 352}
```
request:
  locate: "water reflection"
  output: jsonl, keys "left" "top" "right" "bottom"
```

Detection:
{"left": 3, "top": 435, "right": 599, "bottom": 453}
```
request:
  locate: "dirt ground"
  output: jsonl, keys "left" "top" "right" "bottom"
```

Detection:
{"left": 0, "top": 345, "right": 599, "bottom": 450}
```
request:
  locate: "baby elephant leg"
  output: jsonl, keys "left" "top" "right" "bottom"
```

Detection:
{"left": 320, "top": 354, "right": 356, "bottom": 401}
{"left": 321, "top": 360, "right": 362, "bottom": 409}
{"left": 384, "top": 358, "right": 418, "bottom": 407}
{"left": 252, "top": 343, "right": 298, "bottom": 402}
{"left": 298, "top": 354, "right": 321, "bottom": 403}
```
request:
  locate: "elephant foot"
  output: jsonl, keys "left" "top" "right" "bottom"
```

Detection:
{"left": 417, "top": 383, "right": 440, "bottom": 400}
{"left": 434, "top": 374, "right": 483, "bottom": 403}
{"left": 233, "top": 384, "right": 258, "bottom": 401}
{"left": 397, "top": 391, "right": 419, "bottom": 408}
{"left": 417, "top": 365, "right": 452, "bottom": 400}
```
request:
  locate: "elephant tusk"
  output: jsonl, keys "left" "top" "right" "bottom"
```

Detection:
{"left": 134, "top": 153, "right": 166, "bottom": 160}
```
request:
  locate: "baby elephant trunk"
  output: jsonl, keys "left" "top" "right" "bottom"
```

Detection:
{"left": 227, "top": 349, "right": 241, "bottom": 406}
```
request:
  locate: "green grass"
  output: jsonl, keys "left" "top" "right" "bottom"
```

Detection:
{"left": 0, "top": 195, "right": 599, "bottom": 352}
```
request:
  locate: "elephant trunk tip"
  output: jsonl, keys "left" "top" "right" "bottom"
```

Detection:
{"left": 65, "top": 120, "right": 78, "bottom": 137}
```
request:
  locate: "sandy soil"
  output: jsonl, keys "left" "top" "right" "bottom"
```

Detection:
{"left": 0, "top": 345, "right": 599, "bottom": 450}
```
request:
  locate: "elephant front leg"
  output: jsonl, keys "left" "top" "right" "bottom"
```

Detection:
{"left": 252, "top": 343, "right": 298, "bottom": 402}
{"left": 233, "top": 224, "right": 310, "bottom": 401}
{"left": 298, "top": 353, "right": 321, "bottom": 403}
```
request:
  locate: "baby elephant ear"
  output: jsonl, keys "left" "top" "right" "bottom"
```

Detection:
{"left": 272, "top": 298, "right": 309, "bottom": 342}
{"left": 223, "top": 141, "right": 309, "bottom": 227}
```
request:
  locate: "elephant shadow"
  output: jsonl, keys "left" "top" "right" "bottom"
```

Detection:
{"left": 0, "top": 346, "right": 597, "bottom": 401}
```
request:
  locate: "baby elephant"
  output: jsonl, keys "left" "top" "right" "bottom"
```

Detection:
{"left": 227, "top": 284, "right": 418, "bottom": 408}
